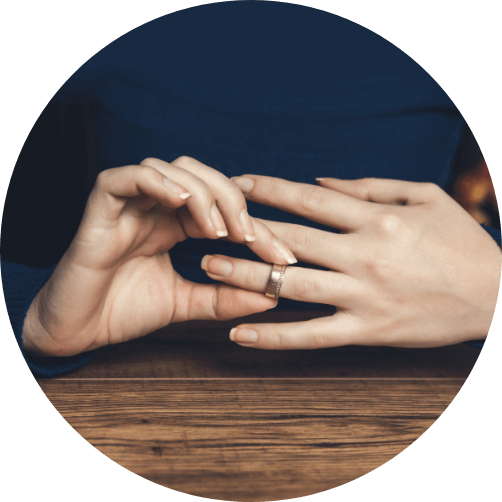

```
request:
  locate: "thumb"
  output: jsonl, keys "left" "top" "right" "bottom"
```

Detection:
{"left": 172, "top": 280, "right": 278, "bottom": 323}
{"left": 316, "top": 177, "right": 439, "bottom": 205}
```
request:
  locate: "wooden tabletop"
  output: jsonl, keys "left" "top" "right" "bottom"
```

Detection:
{"left": 37, "top": 311, "right": 480, "bottom": 501}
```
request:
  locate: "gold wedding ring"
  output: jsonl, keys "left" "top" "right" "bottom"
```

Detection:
{"left": 265, "top": 264, "right": 287, "bottom": 299}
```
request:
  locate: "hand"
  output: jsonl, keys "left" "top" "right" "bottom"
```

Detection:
{"left": 22, "top": 157, "right": 297, "bottom": 357}
{"left": 201, "top": 175, "right": 501, "bottom": 349}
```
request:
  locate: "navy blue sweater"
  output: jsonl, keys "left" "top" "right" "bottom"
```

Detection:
{"left": 1, "top": 2, "right": 498, "bottom": 375}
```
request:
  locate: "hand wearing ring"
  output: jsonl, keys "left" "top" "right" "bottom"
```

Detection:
{"left": 202, "top": 256, "right": 302, "bottom": 302}
{"left": 265, "top": 264, "right": 288, "bottom": 299}
{"left": 201, "top": 174, "right": 500, "bottom": 351}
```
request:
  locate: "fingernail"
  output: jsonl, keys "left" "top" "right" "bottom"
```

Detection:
{"left": 211, "top": 204, "right": 228, "bottom": 237}
{"left": 201, "top": 255, "right": 212, "bottom": 271}
{"left": 231, "top": 328, "right": 258, "bottom": 344}
{"left": 232, "top": 176, "right": 255, "bottom": 194}
{"left": 315, "top": 178, "right": 325, "bottom": 183}
{"left": 239, "top": 209, "right": 255, "bottom": 242}
{"left": 272, "top": 238, "right": 297, "bottom": 264}
{"left": 204, "top": 256, "right": 233, "bottom": 277}
{"left": 163, "top": 177, "right": 191, "bottom": 199}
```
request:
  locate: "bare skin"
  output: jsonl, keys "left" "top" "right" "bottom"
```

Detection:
{"left": 202, "top": 175, "right": 501, "bottom": 349}
{"left": 22, "top": 157, "right": 297, "bottom": 357}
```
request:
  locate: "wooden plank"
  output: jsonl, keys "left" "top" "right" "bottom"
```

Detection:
{"left": 57, "top": 312, "right": 480, "bottom": 379}
{"left": 38, "top": 379, "right": 463, "bottom": 501}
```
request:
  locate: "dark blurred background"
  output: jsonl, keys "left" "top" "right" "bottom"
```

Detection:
{"left": 1, "top": 98, "right": 499, "bottom": 270}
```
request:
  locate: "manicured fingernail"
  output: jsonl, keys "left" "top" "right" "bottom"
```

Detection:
{"left": 272, "top": 238, "right": 297, "bottom": 264}
{"left": 315, "top": 178, "right": 325, "bottom": 183}
{"left": 204, "top": 256, "right": 233, "bottom": 277}
{"left": 211, "top": 204, "right": 228, "bottom": 237}
{"left": 201, "top": 255, "right": 212, "bottom": 271}
{"left": 239, "top": 209, "right": 255, "bottom": 242}
{"left": 163, "top": 177, "right": 191, "bottom": 199}
{"left": 232, "top": 176, "right": 255, "bottom": 194}
{"left": 231, "top": 328, "right": 258, "bottom": 344}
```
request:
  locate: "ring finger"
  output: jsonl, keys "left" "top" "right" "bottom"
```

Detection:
{"left": 201, "top": 254, "right": 361, "bottom": 308}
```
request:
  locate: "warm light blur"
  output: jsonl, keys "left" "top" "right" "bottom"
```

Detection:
{"left": 450, "top": 160, "right": 499, "bottom": 228}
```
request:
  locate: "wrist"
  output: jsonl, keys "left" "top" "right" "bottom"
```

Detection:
{"left": 22, "top": 288, "right": 52, "bottom": 357}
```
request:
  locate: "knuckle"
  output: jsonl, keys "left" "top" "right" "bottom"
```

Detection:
{"left": 95, "top": 169, "right": 111, "bottom": 190}
{"left": 140, "top": 157, "right": 159, "bottom": 166}
{"left": 223, "top": 178, "right": 245, "bottom": 199}
{"left": 422, "top": 182, "right": 438, "bottom": 192}
{"left": 286, "top": 226, "right": 310, "bottom": 251}
{"left": 361, "top": 248, "right": 392, "bottom": 281}
{"left": 272, "top": 329, "right": 285, "bottom": 349}
{"left": 136, "top": 164, "right": 155, "bottom": 179}
{"left": 290, "top": 273, "right": 318, "bottom": 300}
{"left": 373, "top": 211, "right": 405, "bottom": 236}
{"left": 310, "top": 328, "right": 329, "bottom": 350}
{"left": 371, "top": 208, "right": 421, "bottom": 246}
{"left": 243, "top": 265, "right": 259, "bottom": 287}
{"left": 372, "top": 251, "right": 392, "bottom": 277}
{"left": 421, "top": 182, "right": 442, "bottom": 198}
{"left": 285, "top": 226, "right": 331, "bottom": 255}
{"left": 298, "top": 185, "right": 328, "bottom": 213}
{"left": 172, "top": 155, "right": 194, "bottom": 166}
{"left": 358, "top": 178, "right": 379, "bottom": 199}
{"left": 355, "top": 177, "right": 376, "bottom": 197}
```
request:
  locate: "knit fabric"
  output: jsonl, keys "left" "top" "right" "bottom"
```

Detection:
{"left": 2, "top": 2, "right": 498, "bottom": 375}
{"left": 3, "top": 221, "right": 497, "bottom": 374}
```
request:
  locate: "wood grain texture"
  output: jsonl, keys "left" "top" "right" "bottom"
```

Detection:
{"left": 37, "top": 312, "right": 479, "bottom": 500}
{"left": 39, "top": 379, "right": 464, "bottom": 500}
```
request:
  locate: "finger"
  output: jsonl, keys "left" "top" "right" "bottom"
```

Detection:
{"left": 168, "top": 156, "right": 256, "bottom": 243}
{"left": 143, "top": 157, "right": 297, "bottom": 265}
{"left": 143, "top": 156, "right": 259, "bottom": 244}
{"left": 172, "top": 279, "right": 278, "bottom": 323}
{"left": 201, "top": 255, "right": 359, "bottom": 307}
{"left": 316, "top": 177, "right": 442, "bottom": 205}
{"left": 229, "top": 314, "right": 359, "bottom": 350}
{"left": 140, "top": 158, "right": 228, "bottom": 239}
{"left": 232, "top": 175, "right": 370, "bottom": 231}
{"left": 178, "top": 212, "right": 297, "bottom": 265}
{"left": 257, "top": 218, "right": 355, "bottom": 271}
{"left": 85, "top": 165, "right": 192, "bottom": 224}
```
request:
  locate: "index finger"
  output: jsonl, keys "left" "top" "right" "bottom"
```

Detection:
{"left": 147, "top": 156, "right": 255, "bottom": 243}
{"left": 232, "top": 175, "right": 372, "bottom": 231}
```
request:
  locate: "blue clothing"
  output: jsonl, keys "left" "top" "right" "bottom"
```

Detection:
{"left": 1, "top": 2, "right": 498, "bottom": 375}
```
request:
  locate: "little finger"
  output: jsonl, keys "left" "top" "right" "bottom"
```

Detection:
{"left": 229, "top": 314, "right": 360, "bottom": 350}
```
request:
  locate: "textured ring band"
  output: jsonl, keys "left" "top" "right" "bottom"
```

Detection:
{"left": 265, "top": 264, "right": 287, "bottom": 299}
